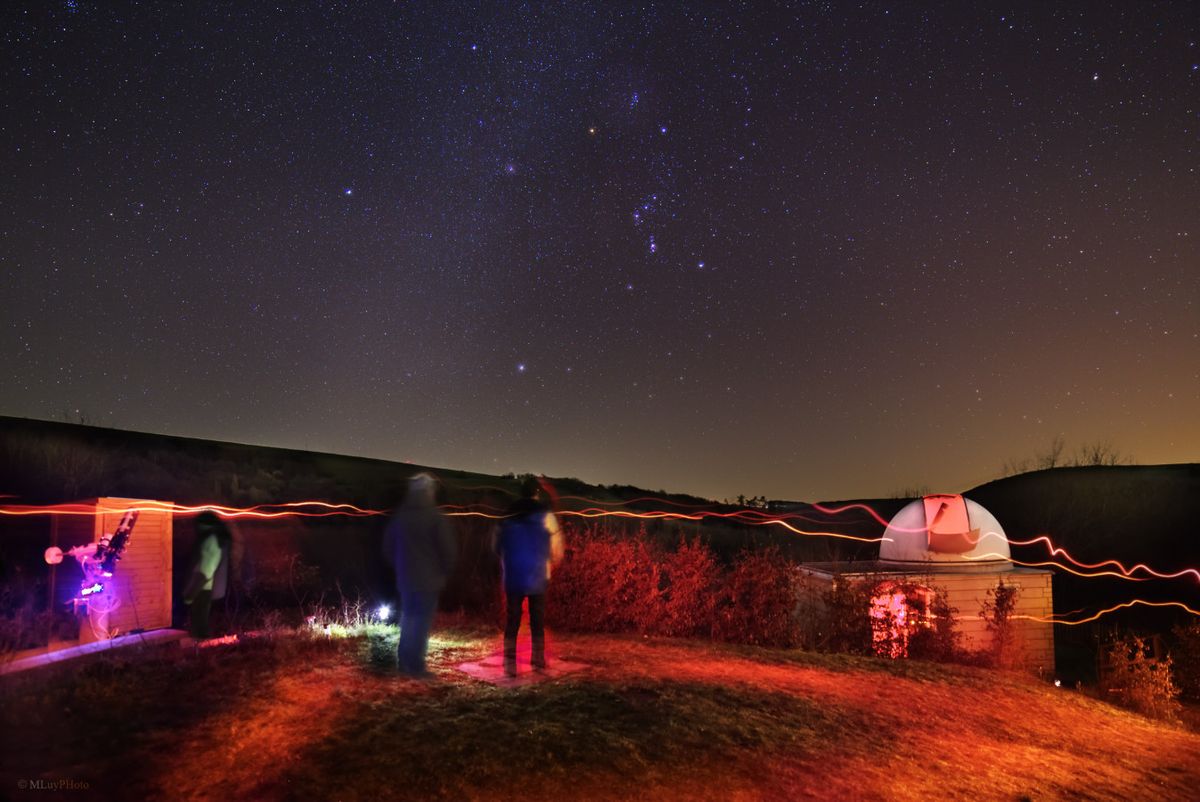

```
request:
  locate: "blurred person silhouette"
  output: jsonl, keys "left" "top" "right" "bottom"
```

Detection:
{"left": 382, "top": 472, "right": 457, "bottom": 678}
{"left": 182, "top": 510, "right": 233, "bottom": 640}
{"left": 493, "top": 475, "right": 564, "bottom": 676}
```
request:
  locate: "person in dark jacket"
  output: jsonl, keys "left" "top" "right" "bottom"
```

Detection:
{"left": 182, "top": 511, "right": 233, "bottom": 640}
{"left": 382, "top": 472, "right": 457, "bottom": 677}
{"left": 494, "top": 476, "right": 563, "bottom": 676}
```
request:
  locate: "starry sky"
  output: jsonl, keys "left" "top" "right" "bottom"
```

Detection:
{"left": 2, "top": 2, "right": 1197, "bottom": 502}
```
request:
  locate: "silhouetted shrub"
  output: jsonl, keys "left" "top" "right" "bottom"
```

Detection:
{"left": 905, "top": 583, "right": 961, "bottom": 662}
{"left": 801, "top": 573, "right": 874, "bottom": 654}
{"left": 796, "top": 572, "right": 963, "bottom": 663}
{"left": 980, "top": 578, "right": 1021, "bottom": 668}
{"left": 1169, "top": 622, "right": 1200, "bottom": 702}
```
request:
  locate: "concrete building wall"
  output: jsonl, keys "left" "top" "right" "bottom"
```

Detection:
{"left": 798, "top": 565, "right": 1055, "bottom": 675}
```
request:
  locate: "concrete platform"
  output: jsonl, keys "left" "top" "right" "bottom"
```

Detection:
{"left": 457, "top": 652, "right": 588, "bottom": 688}
{"left": 0, "top": 629, "right": 187, "bottom": 676}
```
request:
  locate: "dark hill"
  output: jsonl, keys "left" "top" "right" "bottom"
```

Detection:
{"left": 2, "top": 416, "right": 1195, "bottom": 647}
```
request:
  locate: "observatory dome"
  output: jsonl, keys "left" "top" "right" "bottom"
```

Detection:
{"left": 878, "top": 494, "right": 1012, "bottom": 570}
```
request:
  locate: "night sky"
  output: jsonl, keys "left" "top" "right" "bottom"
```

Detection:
{"left": 2, "top": 2, "right": 1197, "bottom": 502}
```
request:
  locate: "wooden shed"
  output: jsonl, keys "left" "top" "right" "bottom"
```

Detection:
{"left": 50, "top": 497, "right": 174, "bottom": 643}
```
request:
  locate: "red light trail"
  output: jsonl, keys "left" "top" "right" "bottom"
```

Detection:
{"left": 442, "top": 505, "right": 890, "bottom": 544}
{"left": 0, "top": 500, "right": 385, "bottom": 519}
{"left": 6, "top": 494, "right": 1198, "bottom": 626}
{"left": 1017, "top": 600, "right": 1200, "bottom": 626}
{"left": 1007, "top": 534, "right": 1200, "bottom": 583}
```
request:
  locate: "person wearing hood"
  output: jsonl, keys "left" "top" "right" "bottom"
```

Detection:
{"left": 182, "top": 510, "right": 233, "bottom": 641}
{"left": 382, "top": 472, "right": 457, "bottom": 677}
{"left": 493, "top": 475, "right": 564, "bottom": 676}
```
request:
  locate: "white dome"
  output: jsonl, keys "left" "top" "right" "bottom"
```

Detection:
{"left": 878, "top": 494, "right": 1011, "bottom": 569}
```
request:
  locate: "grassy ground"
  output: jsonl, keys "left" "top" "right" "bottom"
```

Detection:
{"left": 2, "top": 625, "right": 1198, "bottom": 801}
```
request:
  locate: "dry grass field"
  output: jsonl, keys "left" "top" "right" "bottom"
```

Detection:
{"left": 3, "top": 623, "right": 1198, "bottom": 801}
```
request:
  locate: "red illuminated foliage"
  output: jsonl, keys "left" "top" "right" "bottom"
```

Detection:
{"left": 1102, "top": 633, "right": 1181, "bottom": 721}
{"left": 546, "top": 526, "right": 801, "bottom": 647}
{"left": 546, "top": 524, "right": 660, "bottom": 633}
{"left": 656, "top": 538, "right": 721, "bottom": 639}
{"left": 713, "top": 547, "right": 801, "bottom": 648}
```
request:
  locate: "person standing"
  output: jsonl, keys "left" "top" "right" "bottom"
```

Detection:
{"left": 382, "top": 473, "right": 457, "bottom": 678}
{"left": 182, "top": 511, "right": 233, "bottom": 641}
{"left": 494, "top": 476, "right": 564, "bottom": 676}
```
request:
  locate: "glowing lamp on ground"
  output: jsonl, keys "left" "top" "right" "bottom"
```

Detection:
{"left": 376, "top": 604, "right": 392, "bottom": 621}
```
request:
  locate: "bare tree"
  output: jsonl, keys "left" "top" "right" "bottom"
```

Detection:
{"left": 1036, "top": 435, "right": 1066, "bottom": 470}
{"left": 1072, "top": 440, "right": 1131, "bottom": 467}
{"left": 1000, "top": 457, "right": 1031, "bottom": 478}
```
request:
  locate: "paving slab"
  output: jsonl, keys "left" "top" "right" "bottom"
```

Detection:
{"left": 457, "top": 652, "right": 588, "bottom": 688}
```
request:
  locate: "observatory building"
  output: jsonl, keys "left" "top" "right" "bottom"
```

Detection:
{"left": 800, "top": 494, "right": 1054, "bottom": 672}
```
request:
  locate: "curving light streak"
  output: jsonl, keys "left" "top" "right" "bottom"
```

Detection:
{"left": 964, "top": 552, "right": 1150, "bottom": 581}
{"left": 8, "top": 492, "right": 1200, "bottom": 629}
{"left": 1016, "top": 599, "right": 1200, "bottom": 626}
{"left": 1010, "top": 534, "right": 1200, "bottom": 583}
{"left": 0, "top": 500, "right": 386, "bottom": 520}
{"left": 444, "top": 505, "right": 890, "bottom": 544}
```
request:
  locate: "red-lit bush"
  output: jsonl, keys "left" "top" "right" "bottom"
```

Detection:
{"left": 713, "top": 548, "right": 801, "bottom": 648}
{"left": 655, "top": 538, "right": 721, "bottom": 638}
{"left": 1102, "top": 633, "right": 1181, "bottom": 721}
{"left": 546, "top": 527, "right": 802, "bottom": 648}
{"left": 546, "top": 524, "right": 660, "bottom": 633}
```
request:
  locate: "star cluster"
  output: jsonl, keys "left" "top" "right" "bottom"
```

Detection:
{"left": 1, "top": 2, "right": 1196, "bottom": 500}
